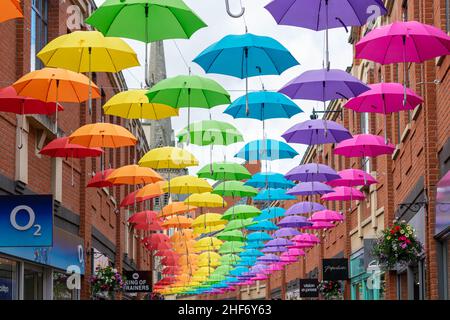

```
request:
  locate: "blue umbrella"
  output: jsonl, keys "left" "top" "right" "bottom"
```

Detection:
{"left": 225, "top": 91, "right": 302, "bottom": 120}
{"left": 242, "top": 241, "right": 266, "bottom": 249}
{"left": 235, "top": 139, "right": 298, "bottom": 161}
{"left": 254, "top": 207, "right": 286, "bottom": 221}
{"left": 246, "top": 232, "right": 274, "bottom": 242}
{"left": 253, "top": 188, "right": 296, "bottom": 201}
{"left": 230, "top": 266, "right": 249, "bottom": 276}
{"left": 245, "top": 172, "right": 295, "bottom": 189}
{"left": 239, "top": 249, "right": 264, "bottom": 257}
{"left": 237, "top": 257, "right": 258, "bottom": 266}
{"left": 246, "top": 220, "right": 279, "bottom": 231}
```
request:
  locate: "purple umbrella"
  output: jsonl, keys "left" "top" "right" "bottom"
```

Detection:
{"left": 257, "top": 254, "right": 281, "bottom": 263}
{"left": 279, "top": 69, "right": 370, "bottom": 102}
{"left": 262, "top": 246, "right": 288, "bottom": 253}
{"left": 274, "top": 227, "right": 301, "bottom": 238}
{"left": 287, "top": 181, "right": 334, "bottom": 196}
{"left": 265, "top": 238, "right": 294, "bottom": 247}
{"left": 285, "top": 201, "right": 326, "bottom": 215}
{"left": 285, "top": 163, "right": 340, "bottom": 182}
{"left": 282, "top": 119, "right": 352, "bottom": 145}
{"left": 277, "top": 215, "right": 313, "bottom": 228}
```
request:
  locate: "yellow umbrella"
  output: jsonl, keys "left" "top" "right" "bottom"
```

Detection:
{"left": 193, "top": 224, "right": 225, "bottom": 236}
{"left": 162, "top": 175, "right": 212, "bottom": 194}
{"left": 197, "top": 258, "right": 221, "bottom": 268}
{"left": 69, "top": 122, "right": 137, "bottom": 148}
{"left": 193, "top": 267, "right": 215, "bottom": 277}
{"left": 103, "top": 90, "right": 178, "bottom": 120}
{"left": 198, "top": 252, "right": 221, "bottom": 261}
{"left": 139, "top": 146, "right": 198, "bottom": 169}
{"left": 184, "top": 192, "right": 226, "bottom": 208}
{"left": 194, "top": 237, "right": 223, "bottom": 252}
{"left": 106, "top": 165, "right": 163, "bottom": 185}
{"left": 192, "top": 213, "right": 227, "bottom": 228}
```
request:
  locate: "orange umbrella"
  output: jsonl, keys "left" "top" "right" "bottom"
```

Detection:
{"left": 12, "top": 68, "right": 100, "bottom": 133}
{"left": 160, "top": 202, "right": 197, "bottom": 217}
{"left": 162, "top": 216, "right": 193, "bottom": 229}
{"left": 1, "top": 0, "right": 23, "bottom": 23}
{"left": 135, "top": 181, "right": 165, "bottom": 199}
{"left": 69, "top": 122, "right": 137, "bottom": 148}
{"left": 106, "top": 165, "right": 163, "bottom": 185}
{"left": 170, "top": 230, "right": 195, "bottom": 243}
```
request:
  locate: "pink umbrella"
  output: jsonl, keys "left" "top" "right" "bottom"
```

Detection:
{"left": 321, "top": 186, "right": 365, "bottom": 201}
{"left": 288, "top": 242, "right": 315, "bottom": 249}
{"left": 286, "top": 248, "right": 305, "bottom": 256}
{"left": 251, "top": 274, "right": 269, "bottom": 281}
{"left": 310, "top": 209, "right": 345, "bottom": 222}
{"left": 334, "top": 134, "right": 395, "bottom": 158}
{"left": 301, "top": 221, "right": 335, "bottom": 230}
{"left": 292, "top": 233, "right": 320, "bottom": 244}
{"left": 280, "top": 253, "right": 297, "bottom": 263}
{"left": 327, "top": 169, "right": 377, "bottom": 187}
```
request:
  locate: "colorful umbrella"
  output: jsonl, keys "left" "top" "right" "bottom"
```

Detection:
{"left": 223, "top": 218, "right": 255, "bottom": 231}
{"left": 177, "top": 120, "right": 243, "bottom": 146}
{"left": 327, "top": 169, "right": 377, "bottom": 187}
{"left": 274, "top": 227, "right": 301, "bottom": 238}
{"left": 285, "top": 163, "right": 340, "bottom": 182}
{"left": 194, "top": 237, "right": 223, "bottom": 252}
{"left": 135, "top": 181, "right": 165, "bottom": 200}
{"left": 246, "top": 232, "right": 273, "bottom": 242}
{"left": 0, "top": 0, "right": 23, "bottom": 23}
{"left": 282, "top": 119, "right": 352, "bottom": 145}
{"left": 285, "top": 201, "right": 326, "bottom": 216}
{"left": 310, "top": 210, "right": 344, "bottom": 222}
{"left": 257, "top": 254, "right": 280, "bottom": 263}
{"left": 292, "top": 233, "right": 320, "bottom": 244}
{"left": 69, "top": 122, "right": 137, "bottom": 148}
{"left": 218, "top": 241, "right": 245, "bottom": 254}
{"left": 265, "top": 238, "right": 294, "bottom": 247}
{"left": 333, "top": 134, "right": 395, "bottom": 158}
{"left": 162, "top": 175, "right": 212, "bottom": 194}
{"left": 139, "top": 146, "right": 198, "bottom": 169}
{"left": 245, "top": 172, "right": 295, "bottom": 189}
{"left": 160, "top": 202, "right": 197, "bottom": 217}
{"left": 162, "top": 216, "right": 193, "bottom": 229}
{"left": 217, "top": 230, "right": 246, "bottom": 242}
{"left": 87, "top": 169, "right": 115, "bottom": 188}
{"left": 106, "top": 165, "right": 163, "bottom": 185}
{"left": 321, "top": 186, "right": 365, "bottom": 201}
{"left": 212, "top": 181, "right": 258, "bottom": 198}
{"left": 239, "top": 249, "right": 264, "bottom": 258}
{"left": 246, "top": 220, "right": 278, "bottom": 231}
{"left": 128, "top": 210, "right": 159, "bottom": 224}
{"left": 184, "top": 192, "right": 226, "bottom": 208}
{"left": 286, "top": 181, "right": 334, "bottom": 196}
{"left": 197, "top": 162, "right": 251, "bottom": 181}
{"left": 103, "top": 90, "right": 178, "bottom": 120}
{"left": 221, "top": 205, "right": 261, "bottom": 220}
{"left": 302, "top": 221, "right": 335, "bottom": 230}
{"left": 253, "top": 188, "right": 296, "bottom": 201}
{"left": 235, "top": 139, "right": 299, "bottom": 161}
{"left": 253, "top": 207, "right": 286, "bottom": 221}
{"left": 277, "top": 216, "right": 312, "bottom": 228}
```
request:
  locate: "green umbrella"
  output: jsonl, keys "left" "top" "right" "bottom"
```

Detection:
{"left": 204, "top": 274, "right": 226, "bottom": 284}
{"left": 212, "top": 265, "right": 234, "bottom": 275}
{"left": 212, "top": 181, "right": 258, "bottom": 197}
{"left": 222, "top": 205, "right": 261, "bottom": 221}
{"left": 85, "top": 0, "right": 207, "bottom": 86}
{"left": 197, "top": 162, "right": 251, "bottom": 181}
{"left": 220, "top": 254, "right": 241, "bottom": 265}
{"left": 216, "top": 229, "right": 246, "bottom": 242}
{"left": 223, "top": 218, "right": 255, "bottom": 231}
{"left": 177, "top": 120, "right": 243, "bottom": 146}
{"left": 218, "top": 241, "right": 245, "bottom": 254}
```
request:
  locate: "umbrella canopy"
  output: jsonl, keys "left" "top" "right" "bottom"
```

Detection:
{"left": 286, "top": 181, "right": 334, "bottom": 196}
{"left": 194, "top": 237, "right": 223, "bottom": 251}
{"left": 279, "top": 68, "right": 370, "bottom": 101}
{"left": 161, "top": 216, "right": 193, "bottom": 229}
{"left": 177, "top": 120, "right": 243, "bottom": 146}
{"left": 135, "top": 181, "right": 165, "bottom": 200}
{"left": 223, "top": 218, "right": 255, "bottom": 231}
{"left": 69, "top": 123, "right": 137, "bottom": 148}
{"left": 103, "top": 89, "right": 178, "bottom": 120}
{"left": 12, "top": 67, "right": 100, "bottom": 103}
{"left": 277, "top": 216, "right": 313, "bottom": 228}
{"left": 285, "top": 163, "right": 340, "bottom": 182}
{"left": 245, "top": 172, "right": 295, "bottom": 189}
{"left": 321, "top": 186, "right": 365, "bottom": 201}
{"left": 147, "top": 75, "right": 230, "bottom": 109}
{"left": 220, "top": 254, "right": 241, "bottom": 265}
{"left": 333, "top": 134, "right": 395, "bottom": 158}
{"left": 194, "top": 224, "right": 225, "bottom": 236}
{"left": 87, "top": 169, "right": 115, "bottom": 188}
{"left": 310, "top": 210, "right": 344, "bottom": 222}
{"left": 292, "top": 233, "right": 320, "bottom": 244}
{"left": 235, "top": 139, "right": 299, "bottom": 161}
{"left": 239, "top": 249, "right": 264, "bottom": 258}
{"left": 184, "top": 192, "right": 226, "bottom": 208}
{"left": 170, "top": 230, "right": 195, "bottom": 243}
{"left": 37, "top": 31, "right": 140, "bottom": 73}
{"left": 218, "top": 241, "right": 245, "bottom": 254}
{"left": 265, "top": 0, "right": 387, "bottom": 31}
{"left": 274, "top": 227, "right": 301, "bottom": 238}
{"left": 217, "top": 230, "right": 246, "bottom": 242}
{"left": 212, "top": 181, "right": 258, "bottom": 198}
{"left": 197, "top": 162, "right": 251, "bottom": 181}
{"left": 253, "top": 188, "right": 296, "bottom": 201}
{"left": 162, "top": 175, "right": 212, "bottom": 194}
{"left": 193, "top": 33, "right": 299, "bottom": 79}
{"left": 139, "top": 147, "right": 198, "bottom": 169}
{"left": 246, "top": 220, "right": 278, "bottom": 231}
{"left": 128, "top": 210, "right": 159, "bottom": 224}
{"left": 222, "top": 205, "right": 261, "bottom": 221}
{"left": 134, "top": 220, "right": 163, "bottom": 231}
{"left": 356, "top": 21, "right": 450, "bottom": 64}
{"left": 265, "top": 238, "right": 293, "bottom": 247}
{"left": 160, "top": 202, "right": 197, "bottom": 217}
{"left": 1, "top": 0, "right": 22, "bottom": 22}
{"left": 225, "top": 91, "right": 302, "bottom": 120}
{"left": 106, "top": 165, "right": 163, "bottom": 185}
{"left": 257, "top": 254, "right": 280, "bottom": 263}
{"left": 246, "top": 232, "right": 274, "bottom": 242}
{"left": 0, "top": 86, "right": 62, "bottom": 115}
{"left": 254, "top": 207, "right": 286, "bottom": 221}
{"left": 344, "top": 83, "right": 423, "bottom": 114}
{"left": 85, "top": 0, "right": 207, "bottom": 43}
{"left": 302, "top": 221, "right": 335, "bottom": 230}
{"left": 285, "top": 202, "right": 326, "bottom": 216}
{"left": 192, "top": 214, "right": 227, "bottom": 228}
{"left": 327, "top": 169, "right": 378, "bottom": 187}
{"left": 39, "top": 137, "right": 102, "bottom": 158}
{"left": 282, "top": 119, "right": 352, "bottom": 145}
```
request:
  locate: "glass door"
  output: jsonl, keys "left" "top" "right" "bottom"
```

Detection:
{"left": 23, "top": 264, "right": 44, "bottom": 300}
{"left": 0, "top": 257, "right": 18, "bottom": 300}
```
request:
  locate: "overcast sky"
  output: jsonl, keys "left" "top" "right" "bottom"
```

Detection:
{"left": 93, "top": 0, "right": 353, "bottom": 175}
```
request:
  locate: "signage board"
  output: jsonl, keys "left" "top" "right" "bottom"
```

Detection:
{"left": 0, "top": 195, "right": 53, "bottom": 247}
{"left": 299, "top": 279, "right": 319, "bottom": 298}
{"left": 322, "top": 258, "right": 349, "bottom": 280}
{"left": 123, "top": 271, "right": 152, "bottom": 293}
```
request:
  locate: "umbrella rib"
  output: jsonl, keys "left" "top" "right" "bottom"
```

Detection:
{"left": 77, "top": 47, "right": 85, "bottom": 73}
{"left": 379, "top": 34, "right": 395, "bottom": 65}
{"left": 104, "top": 47, "right": 119, "bottom": 73}
{"left": 68, "top": 80, "right": 82, "bottom": 103}
{"left": 204, "top": 49, "right": 225, "bottom": 74}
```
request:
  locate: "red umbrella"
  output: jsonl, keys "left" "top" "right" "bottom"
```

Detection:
{"left": 127, "top": 210, "right": 159, "bottom": 224}
{"left": 155, "top": 277, "right": 176, "bottom": 286}
{"left": 86, "top": 169, "right": 115, "bottom": 188}
{"left": 119, "top": 187, "right": 161, "bottom": 208}
{"left": 162, "top": 266, "right": 181, "bottom": 275}
{"left": 142, "top": 233, "right": 172, "bottom": 251}
{"left": 161, "top": 255, "right": 179, "bottom": 266}
{"left": 0, "top": 86, "right": 63, "bottom": 148}
{"left": 40, "top": 137, "right": 102, "bottom": 186}
{"left": 134, "top": 221, "right": 163, "bottom": 231}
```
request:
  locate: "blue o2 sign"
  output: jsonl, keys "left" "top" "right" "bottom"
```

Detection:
{"left": 0, "top": 195, "right": 53, "bottom": 247}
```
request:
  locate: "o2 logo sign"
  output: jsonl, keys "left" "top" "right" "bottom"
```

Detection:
{"left": 0, "top": 195, "right": 53, "bottom": 247}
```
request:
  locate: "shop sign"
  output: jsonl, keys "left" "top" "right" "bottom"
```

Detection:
{"left": 123, "top": 271, "right": 152, "bottom": 293}
{"left": 299, "top": 279, "right": 319, "bottom": 298}
{"left": 322, "top": 258, "right": 349, "bottom": 280}
{"left": 0, "top": 195, "right": 53, "bottom": 247}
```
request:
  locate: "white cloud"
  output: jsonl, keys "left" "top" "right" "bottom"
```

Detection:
{"left": 94, "top": 0, "right": 353, "bottom": 174}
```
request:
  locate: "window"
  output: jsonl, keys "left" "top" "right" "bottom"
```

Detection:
{"left": 30, "top": 0, "right": 48, "bottom": 71}
{"left": 0, "top": 257, "right": 18, "bottom": 300}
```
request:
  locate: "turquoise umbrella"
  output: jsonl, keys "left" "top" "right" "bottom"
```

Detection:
{"left": 245, "top": 172, "right": 295, "bottom": 189}
{"left": 253, "top": 188, "right": 296, "bottom": 201}
{"left": 235, "top": 139, "right": 298, "bottom": 161}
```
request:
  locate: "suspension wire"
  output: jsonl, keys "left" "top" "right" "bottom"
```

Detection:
{"left": 172, "top": 40, "right": 191, "bottom": 74}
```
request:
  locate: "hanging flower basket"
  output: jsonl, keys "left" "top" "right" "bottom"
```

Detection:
{"left": 89, "top": 266, "right": 126, "bottom": 300}
{"left": 373, "top": 221, "right": 423, "bottom": 271}
{"left": 318, "top": 280, "right": 342, "bottom": 300}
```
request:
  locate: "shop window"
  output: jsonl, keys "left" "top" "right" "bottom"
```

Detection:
{"left": 53, "top": 271, "right": 78, "bottom": 300}
{"left": 0, "top": 257, "right": 18, "bottom": 300}
{"left": 23, "top": 264, "right": 44, "bottom": 300}
{"left": 30, "top": 0, "right": 48, "bottom": 71}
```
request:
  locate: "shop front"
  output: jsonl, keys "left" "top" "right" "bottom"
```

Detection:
{"left": 436, "top": 170, "right": 450, "bottom": 299}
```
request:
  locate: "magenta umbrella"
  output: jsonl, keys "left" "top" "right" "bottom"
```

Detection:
{"left": 292, "top": 233, "right": 320, "bottom": 244}
{"left": 286, "top": 248, "right": 305, "bottom": 256}
{"left": 310, "top": 209, "right": 344, "bottom": 222}
{"left": 321, "top": 186, "right": 365, "bottom": 201}
{"left": 333, "top": 134, "right": 395, "bottom": 158}
{"left": 301, "top": 221, "right": 335, "bottom": 230}
{"left": 327, "top": 169, "right": 377, "bottom": 188}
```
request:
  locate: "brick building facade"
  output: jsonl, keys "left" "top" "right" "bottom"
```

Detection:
{"left": 0, "top": 0, "right": 154, "bottom": 300}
